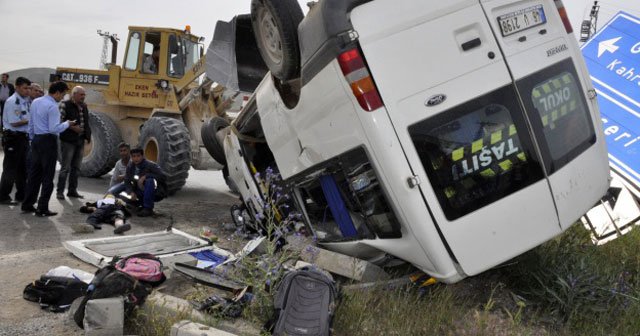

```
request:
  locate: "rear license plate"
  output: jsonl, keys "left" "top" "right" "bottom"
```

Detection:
{"left": 498, "top": 5, "right": 547, "bottom": 37}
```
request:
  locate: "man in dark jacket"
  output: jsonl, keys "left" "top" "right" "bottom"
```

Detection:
{"left": 123, "top": 147, "right": 167, "bottom": 217}
{"left": 56, "top": 86, "right": 91, "bottom": 199}
{"left": 0, "top": 73, "right": 15, "bottom": 130}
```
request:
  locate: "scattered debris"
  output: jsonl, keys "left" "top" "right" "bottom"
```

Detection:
{"left": 63, "top": 228, "right": 230, "bottom": 267}
{"left": 170, "top": 320, "right": 238, "bottom": 336}
{"left": 581, "top": 173, "right": 640, "bottom": 245}
{"left": 284, "top": 235, "right": 390, "bottom": 282}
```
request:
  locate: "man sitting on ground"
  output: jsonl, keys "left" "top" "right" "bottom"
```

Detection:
{"left": 108, "top": 142, "right": 131, "bottom": 197}
{"left": 122, "top": 147, "right": 167, "bottom": 217}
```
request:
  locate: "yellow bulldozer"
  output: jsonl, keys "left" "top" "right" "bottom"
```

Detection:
{"left": 53, "top": 23, "right": 264, "bottom": 194}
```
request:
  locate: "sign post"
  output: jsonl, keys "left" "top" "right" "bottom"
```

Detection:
{"left": 582, "top": 11, "right": 640, "bottom": 194}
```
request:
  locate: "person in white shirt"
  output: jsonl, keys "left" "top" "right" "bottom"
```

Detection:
{"left": 108, "top": 142, "right": 131, "bottom": 196}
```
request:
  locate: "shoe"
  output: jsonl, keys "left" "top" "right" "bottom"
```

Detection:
{"left": 71, "top": 222, "right": 95, "bottom": 233}
{"left": 138, "top": 208, "right": 154, "bottom": 217}
{"left": 21, "top": 205, "right": 37, "bottom": 213}
{"left": 56, "top": 193, "right": 65, "bottom": 200}
{"left": 35, "top": 210, "right": 58, "bottom": 217}
{"left": 0, "top": 198, "right": 18, "bottom": 205}
{"left": 113, "top": 223, "right": 131, "bottom": 234}
{"left": 67, "top": 192, "right": 84, "bottom": 199}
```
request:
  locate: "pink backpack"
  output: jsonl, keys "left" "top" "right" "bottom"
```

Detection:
{"left": 114, "top": 253, "right": 165, "bottom": 286}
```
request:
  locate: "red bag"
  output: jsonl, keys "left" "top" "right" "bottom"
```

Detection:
{"left": 114, "top": 253, "right": 165, "bottom": 286}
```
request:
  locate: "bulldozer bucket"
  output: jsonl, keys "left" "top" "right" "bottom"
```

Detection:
{"left": 206, "top": 15, "right": 268, "bottom": 92}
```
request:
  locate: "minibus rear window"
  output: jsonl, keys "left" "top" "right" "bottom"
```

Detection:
{"left": 516, "top": 58, "right": 596, "bottom": 174}
{"left": 409, "top": 86, "right": 545, "bottom": 220}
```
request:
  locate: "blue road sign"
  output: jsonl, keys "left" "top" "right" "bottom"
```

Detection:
{"left": 582, "top": 11, "right": 640, "bottom": 190}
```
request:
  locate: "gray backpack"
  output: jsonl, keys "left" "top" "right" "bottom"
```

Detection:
{"left": 272, "top": 267, "right": 338, "bottom": 336}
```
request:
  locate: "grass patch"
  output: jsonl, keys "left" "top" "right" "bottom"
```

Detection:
{"left": 334, "top": 285, "right": 465, "bottom": 335}
{"left": 332, "top": 224, "right": 640, "bottom": 335}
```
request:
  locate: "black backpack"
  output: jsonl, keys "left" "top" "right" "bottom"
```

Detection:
{"left": 23, "top": 275, "right": 89, "bottom": 312}
{"left": 73, "top": 264, "right": 152, "bottom": 328}
{"left": 271, "top": 267, "right": 338, "bottom": 336}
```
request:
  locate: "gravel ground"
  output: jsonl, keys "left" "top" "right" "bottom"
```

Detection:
{"left": 0, "top": 158, "right": 238, "bottom": 335}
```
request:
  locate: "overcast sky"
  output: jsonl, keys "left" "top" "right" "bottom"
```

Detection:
{"left": 0, "top": 0, "right": 307, "bottom": 73}
{"left": 0, "top": 0, "right": 638, "bottom": 74}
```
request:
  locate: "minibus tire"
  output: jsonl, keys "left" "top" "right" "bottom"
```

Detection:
{"left": 251, "top": 0, "right": 304, "bottom": 81}
{"left": 201, "top": 117, "right": 229, "bottom": 166}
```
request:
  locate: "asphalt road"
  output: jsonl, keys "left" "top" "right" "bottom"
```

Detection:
{"left": 0, "top": 152, "right": 238, "bottom": 335}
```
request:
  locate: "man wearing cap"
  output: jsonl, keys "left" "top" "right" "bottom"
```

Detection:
{"left": 22, "top": 81, "right": 76, "bottom": 217}
{"left": 0, "top": 77, "right": 32, "bottom": 205}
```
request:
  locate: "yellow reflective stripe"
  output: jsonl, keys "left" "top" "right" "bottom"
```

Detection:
{"left": 532, "top": 89, "right": 541, "bottom": 98}
{"left": 491, "top": 130, "right": 502, "bottom": 144}
{"left": 551, "top": 110, "right": 559, "bottom": 122}
{"left": 517, "top": 152, "right": 527, "bottom": 161}
{"left": 499, "top": 159, "right": 513, "bottom": 171}
{"left": 562, "top": 74, "right": 572, "bottom": 84}
{"left": 444, "top": 187, "right": 456, "bottom": 199}
{"left": 480, "top": 168, "right": 496, "bottom": 178}
{"left": 569, "top": 100, "right": 577, "bottom": 111}
{"left": 560, "top": 104, "right": 568, "bottom": 116}
{"left": 542, "top": 83, "right": 552, "bottom": 94}
{"left": 552, "top": 79, "right": 563, "bottom": 89}
{"left": 542, "top": 115, "right": 549, "bottom": 127}
{"left": 471, "top": 139, "right": 484, "bottom": 153}
{"left": 509, "top": 124, "right": 517, "bottom": 136}
{"left": 452, "top": 148, "right": 464, "bottom": 161}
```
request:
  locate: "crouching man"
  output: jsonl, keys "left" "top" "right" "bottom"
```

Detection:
{"left": 123, "top": 147, "right": 167, "bottom": 217}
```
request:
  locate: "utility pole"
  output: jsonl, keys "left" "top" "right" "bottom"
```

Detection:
{"left": 97, "top": 30, "right": 118, "bottom": 69}
{"left": 580, "top": 1, "right": 600, "bottom": 42}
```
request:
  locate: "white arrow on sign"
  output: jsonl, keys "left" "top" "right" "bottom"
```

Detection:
{"left": 598, "top": 37, "right": 622, "bottom": 57}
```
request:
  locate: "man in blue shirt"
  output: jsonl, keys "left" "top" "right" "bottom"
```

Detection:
{"left": 0, "top": 77, "right": 32, "bottom": 205}
{"left": 21, "top": 81, "right": 76, "bottom": 216}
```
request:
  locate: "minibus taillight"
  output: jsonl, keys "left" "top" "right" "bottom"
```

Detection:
{"left": 337, "top": 48, "right": 383, "bottom": 112}
{"left": 554, "top": 0, "right": 573, "bottom": 34}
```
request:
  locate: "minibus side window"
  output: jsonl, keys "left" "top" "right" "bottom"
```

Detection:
{"left": 409, "top": 86, "right": 545, "bottom": 220}
{"left": 516, "top": 58, "right": 596, "bottom": 174}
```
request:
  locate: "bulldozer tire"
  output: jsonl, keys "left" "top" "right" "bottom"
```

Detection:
{"left": 80, "top": 111, "right": 121, "bottom": 177}
{"left": 251, "top": 0, "right": 304, "bottom": 81}
{"left": 139, "top": 117, "right": 191, "bottom": 195}
{"left": 201, "top": 117, "right": 229, "bottom": 166}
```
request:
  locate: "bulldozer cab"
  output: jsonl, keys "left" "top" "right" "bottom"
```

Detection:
{"left": 118, "top": 26, "right": 203, "bottom": 109}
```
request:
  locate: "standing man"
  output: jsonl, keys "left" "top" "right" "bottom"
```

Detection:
{"left": 123, "top": 147, "right": 167, "bottom": 217}
{"left": 29, "top": 83, "right": 44, "bottom": 101}
{"left": 0, "top": 73, "right": 16, "bottom": 130}
{"left": 56, "top": 86, "right": 91, "bottom": 199}
{"left": 0, "top": 77, "right": 32, "bottom": 205}
{"left": 21, "top": 81, "right": 76, "bottom": 216}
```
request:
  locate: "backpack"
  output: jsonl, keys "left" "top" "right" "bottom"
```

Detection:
{"left": 271, "top": 267, "right": 338, "bottom": 336}
{"left": 114, "top": 253, "right": 165, "bottom": 286}
{"left": 23, "top": 275, "right": 89, "bottom": 312}
{"left": 73, "top": 264, "right": 152, "bottom": 328}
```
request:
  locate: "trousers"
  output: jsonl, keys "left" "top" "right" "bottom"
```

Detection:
{"left": 23, "top": 134, "right": 58, "bottom": 211}
{"left": 0, "top": 131, "right": 29, "bottom": 201}
{"left": 57, "top": 139, "right": 84, "bottom": 194}
{"left": 134, "top": 177, "right": 156, "bottom": 209}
